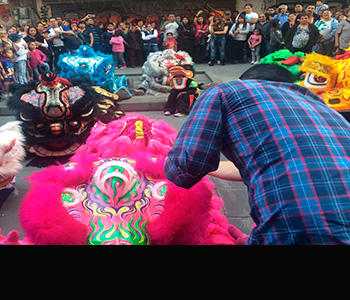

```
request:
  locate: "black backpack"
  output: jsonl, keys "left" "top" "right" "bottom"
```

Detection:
{"left": 59, "top": 26, "right": 83, "bottom": 50}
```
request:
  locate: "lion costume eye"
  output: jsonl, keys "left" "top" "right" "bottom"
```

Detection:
{"left": 81, "top": 107, "right": 94, "bottom": 118}
{"left": 304, "top": 73, "right": 329, "bottom": 88}
{"left": 20, "top": 111, "right": 33, "bottom": 122}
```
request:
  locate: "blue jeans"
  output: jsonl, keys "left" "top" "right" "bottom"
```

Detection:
{"left": 15, "top": 60, "right": 28, "bottom": 84}
{"left": 210, "top": 36, "right": 226, "bottom": 61}
{"left": 143, "top": 43, "right": 159, "bottom": 59}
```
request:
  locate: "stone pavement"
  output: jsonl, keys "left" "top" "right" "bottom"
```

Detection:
{"left": 0, "top": 63, "right": 254, "bottom": 240}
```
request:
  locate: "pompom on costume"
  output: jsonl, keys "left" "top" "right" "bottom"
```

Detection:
{"left": 0, "top": 121, "right": 25, "bottom": 208}
{"left": 58, "top": 45, "right": 132, "bottom": 98}
{"left": 7, "top": 72, "right": 125, "bottom": 163}
{"left": 0, "top": 114, "right": 235, "bottom": 245}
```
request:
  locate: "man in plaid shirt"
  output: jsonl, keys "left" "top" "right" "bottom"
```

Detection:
{"left": 164, "top": 65, "right": 350, "bottom": 245}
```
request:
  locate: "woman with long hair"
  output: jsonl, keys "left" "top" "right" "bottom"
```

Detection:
{"left": 229, "top": 13, "right": 250, "bottom": 63}
{"left": 268, "top": 18, "right": 284, "bottom": 53}
{"left": 208, "top": 15, "right": 229, "bottom": 66}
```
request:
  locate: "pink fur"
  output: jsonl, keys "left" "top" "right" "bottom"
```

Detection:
{"left": 19, "top": 155, "right": 98, "bottom": 245}
{"left": 20, "top": 182, "right": 88, "bottom": 245}
{"left": 17, "top": 114, "right": 235, "bottom": 245}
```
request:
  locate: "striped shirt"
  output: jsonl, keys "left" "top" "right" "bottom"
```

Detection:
{"left": 165, "top": 80, "right": 350, "bottom": 245}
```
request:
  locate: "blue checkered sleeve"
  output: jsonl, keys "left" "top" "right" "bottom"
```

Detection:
{"left": 164, "top": 87, "right": 224, "bottom": 189}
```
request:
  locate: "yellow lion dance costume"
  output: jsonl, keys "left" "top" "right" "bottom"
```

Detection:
{"left": 298, "top": 53, "right": 350, "bottom": 113}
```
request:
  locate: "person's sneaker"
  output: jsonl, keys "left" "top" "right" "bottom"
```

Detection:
{"left": 251, "top": 61, "right": 255, "bottom": 64}
{"left": 208, "top": 61, "right": 214, "bottom": 66}
{"left": 254, "top": 61, "right": 259, "bottom": 64}
{"left": 174, "top": 112, "right": 186, "bottom": 117}
{"left": 164, "top": 111, "right": 171, "bottom": 116}
{"left": 120, "top": 66, "right": 127, "bottom": 69}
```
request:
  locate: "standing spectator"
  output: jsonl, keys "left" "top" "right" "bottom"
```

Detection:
{"left": 78, "top": 21, "right": 94, "bottom": 47}
{"left": 86, "top": 17, "right": 103, "bottom": 52}
{"left": 119, "top": 22, "right": 130, "bottom": 66}
{"left": 142, "top": 23, "right": 159, "bottom": 59}
{"left": 274, "top": 4, "right": 290, "bottom": 26}
{"left": 36, "top": 22, "right": 46, "bottom": 34}
{"left": 314, "top": 9, "right": 338, "bottom": 56}
{"left": 46, "top": 17, "right": 72, "bottom": 70}
{"left": 110, "top": 30, "right": 127, "bottom": 69}
{"left": 0, "top": 48, "right": 15, "bottom": 99}
{"left": 208, "top": 15, "right": 229, "bottom": 66}
{"left": 282, "top": 13, "right": 296, "bottom": 37}
{"left": 177, "top": 16, "right": 195, "bottom": 56}
{"left": 255, "top": 13, "right": 270, "bottom": 58}
{"left": 248, "top": 28, "right": 262, "bottom": 64}
{"left": 244, "top": 3, "right": 259, "bottom": 32}
{"left": 244, "top": 3, "right": 259, "bottom": 61}
{"left": 0, "top": 29, "right": 11, "bottom": 46}
{"left": 223, "top": 10, "right": 234, "bottom": 64}
{"left": 27, "top": 41, "right": 50, "bottom": 82}
{"left": 102, "top": 22, "right": 115, "bottom": 54}
{"left": 41, "top": 30, "right": 53, "bottom": 71}
{"left": 127, "top": 23, "right": 144, "bottom": 67}
{"left": 163, "top": 32, "right": 178, "bottom": 51}
{"left": 335, "top": 10, "right": 350, "bottom": 55}
{"left": 268, "top": 19, "right": 284, "bottom": 53}
{"left": 315, "top": 0, "right": 329, "bottom": 15}
{"left": 296, "top": 4, "right": 320, "bottom": 24}
{"left": 24, "top": 26, "right": 52, "bottom": 66}
{"left": 71, "top": 22, "right": 86, "bottom": 46}
{"left": 294, "top": 3, "right": 304, "bottom": 16}
{"left": 229, "top": 14, "right": 250, "bottom": 63}
{"left": 193, "top": 11, "right": 209, "bottom": 64}
{"left": 266, "top": 6, "right": 277, "bottom": 21}
{"left": 285, "top": 13, "right": 320, "bottom": 53}
{"left": 160, "top": 13, "right": 179, "bottom": 40}
{"left": 8, "top": 33, "right": 28, "bottom": 84}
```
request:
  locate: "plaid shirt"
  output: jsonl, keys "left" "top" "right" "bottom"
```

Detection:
{"left": 165, "top": 80, "right": 350, "bottom": 245}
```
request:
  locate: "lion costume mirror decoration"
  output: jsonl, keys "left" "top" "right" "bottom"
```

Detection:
{"left": 0, "top": 114, "right": 234, "bottom": 245}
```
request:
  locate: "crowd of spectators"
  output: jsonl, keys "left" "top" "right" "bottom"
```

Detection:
{"left": 0, "top": 1, "right": 350, "bottom": 99}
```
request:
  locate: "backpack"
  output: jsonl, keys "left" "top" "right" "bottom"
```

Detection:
{"left": 59, "top": 26, "right": 83, "bottom": 50}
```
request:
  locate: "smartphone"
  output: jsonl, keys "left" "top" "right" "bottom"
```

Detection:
{"left": 90, "top": 14, "right": 96, "bottom": 18}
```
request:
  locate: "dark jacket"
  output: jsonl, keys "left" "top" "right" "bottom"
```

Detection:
{"left": 127, "top": 30, "right": 142, "bottom": 50}
{"left": 285, "top": 23, "right": 320, "bottom": 53}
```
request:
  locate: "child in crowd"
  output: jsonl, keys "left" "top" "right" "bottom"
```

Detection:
{"left": 248, "top": 28, "right": 262, "bottom": 64}
{"left": 27, "top": 41, "right": 50, "bottom": 82}
{"left": 162, "top": 32, "right": 178, "bottom": 51}
{"left": 0, "top": 48, "right": 15, "bottom": 100}
{"left": 103, "top": 22, "right": 115, "bottom": 54}
{"left": 110, "top": 30, "right": 127, "bottom": 69}
{"left": 8, "top": 33, "right": 28, "bottom": 85}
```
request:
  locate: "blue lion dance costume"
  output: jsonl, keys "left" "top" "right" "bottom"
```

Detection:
{"left": 58, "top": 46, "right": 132, "bottom": 97}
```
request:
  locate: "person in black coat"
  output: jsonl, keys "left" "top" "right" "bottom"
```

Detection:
{"left": 285, "top": 13, "right": 320, "bottom": 53}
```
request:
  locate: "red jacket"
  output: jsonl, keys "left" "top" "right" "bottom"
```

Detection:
{"left": 27, "top": 49, "right": 47, "bottom": 69}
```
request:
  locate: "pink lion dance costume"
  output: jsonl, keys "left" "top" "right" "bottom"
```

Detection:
{"left": 1, "top": 114, "right": 235, "bottom": 245}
